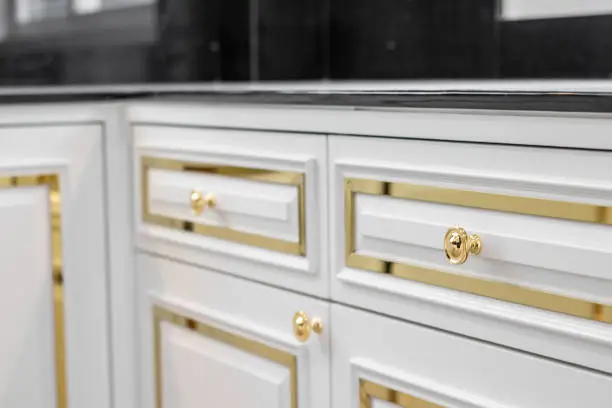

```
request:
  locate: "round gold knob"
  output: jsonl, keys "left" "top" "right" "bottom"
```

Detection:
{"left": 293, "top": 311, "right": 323, "bottom": 343}
{"left": 190, "top": 190, "right": 216, "bottom": 215}
{"left": 444, "top": 226, "right": 481, "bottom": 265}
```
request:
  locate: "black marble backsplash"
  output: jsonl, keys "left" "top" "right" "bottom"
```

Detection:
{"left": 0, "top": 0, "right": 611, "bottom": 85}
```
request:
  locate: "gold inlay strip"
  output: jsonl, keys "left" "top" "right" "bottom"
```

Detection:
{"left": 142, "top": 157, "right": 306, "bottom": 256}
{"left": 345, "top": 178, "right": 612, "bottom": 324}
{"left": 360, "top": 379, "right": 444, "bottom": 408}
{"left": 1, "top": 174, "right": 66, "bottom": 407}
{"left": 153, "top": 306, "right": 298, "bottom": 408}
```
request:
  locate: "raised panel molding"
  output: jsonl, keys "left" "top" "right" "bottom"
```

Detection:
{"left": 136, "top": 148, "right": 317, "bottom": 273}
{"left": 154, "top": 305, "right": 296, "bottom": 408}
{"left": 331, "top": 136, "right": 612, "bottom": 374}
{"left": 142, "top": 156, "right": 306, "bottom": 256}
{"left": 0, "top": 124, "right": 110, "bottom": 408}
{"left": 133, "top": 126, "right": 328, "bottom": 297}
{"left": 0, "top": 182, "right": 59, "bottom": 408}
{"left": 350, "top": 360, "right": 487, "bottom": 408}
{"left": 333, "top": 304, "right": 612, "bottom": 408}
{"left": 137, "top": 254, "right": 330, "bottom": 408}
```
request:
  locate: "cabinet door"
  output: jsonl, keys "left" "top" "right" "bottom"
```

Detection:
{"left": 0, "top": 125, "right": 110, "bottom": 408}
{"left": 137, "top": 253, "right": 330, "bottom": 408}
{"left": 332, "top": 304, "right": 612, "bottom": 408}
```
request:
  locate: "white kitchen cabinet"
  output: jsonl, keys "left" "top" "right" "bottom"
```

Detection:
{"left": 0, "top": 124, "right": 111, "bottom": 408}
{"left": 132, "top": 125, "right": 329, "bottom": 298}
{"left": 127, "top": 101, "right": 612, "bottom": 408}
{"left": 332, "top": 304, "right": 612, "bottom": 408}
{"left": 5, "top": 99, "right": 610, "bottom": 408}
{"left": 330, "top": 134, "right": 612, "bottom": 373}
{"left": 136, "top": 253, "right": 330, "bottom": 408}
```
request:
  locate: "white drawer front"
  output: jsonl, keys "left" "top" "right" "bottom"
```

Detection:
{"left": 333, "top": 304, "right": 612, "bottom": 408}
{"left": 137, "top": 253, "right": 330, "bottom": 408}
{"left": 134, "top": 126, "right": 328, "bottom": 297}
{"left": 143, "top": 157, "right": 304, "bottom": 255}
{"left": 348, "top": 178, "right": 612, "bottom": 317}
{"left": 331, "top": 135, "right": 612, "bottom": 373}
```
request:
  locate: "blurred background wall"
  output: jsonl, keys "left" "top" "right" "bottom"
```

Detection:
{"left": 0, "top": 0, "right": 610, "bottom": 84}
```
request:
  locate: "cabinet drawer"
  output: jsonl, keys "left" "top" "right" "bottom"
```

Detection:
{"left": 333, "top": 304, "right": 612, "bottom": 408}
{"left": 142, "top": 157, "right": 305, "bottom": 256}
{"left": 331, "top": 136, "right": 612, "bottom": 372}
{"left": 137, "top": 253, "right": 330, "bottom": 408}
{"left": 134, "top": 125, "right": 328, "bottom": 296}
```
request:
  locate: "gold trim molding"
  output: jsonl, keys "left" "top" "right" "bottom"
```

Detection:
{"left": 153, "top": 306, "right": 298, "bottom": 408}
{"left": 345, "top": 178, "right": 612, "bottom": 323}
{"left": 1, "top": 174, "right": 66, "bottom": 407}
{"left": 142, "top": 156, "right": 306, "bottom": 256}
{"left": 360, "top": 379, "right": 443, "bottom": 408}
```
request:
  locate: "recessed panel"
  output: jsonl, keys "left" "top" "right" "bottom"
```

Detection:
{"left": 346, "top": 177, "right": 612, "bottom": 323}
{"left": 142, "top": 157, "right": 306, "bottom": 256}
{"left": 0, "top": 186, "right": 56, "bottom": 408}
{"left": 154, "top": 307, "right": 297, "bottom": 408}
{"left": 333, "top": 304, "right": 612, "bottom": 408}
{"left": 161, "top": 322, "right": 291, "bottom": 408}
{"left": 147, "top": 165, "right": 302, "bottom": 245}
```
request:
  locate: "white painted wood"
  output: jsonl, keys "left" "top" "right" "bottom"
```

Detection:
{"left": 136, "top": 253, "right": 330, "bottom": 408}
{"left": 128, "top": 101, "right": 612, "bottom": 151}
{"left": 98, "top": 103, "right": 138, "bottom": 408}
{"left": 503, "top": 0, "right": 612, "bottom": 20}
{"left": 0, "top": 187, "right": 55, "bottom": 408}
{"left": 355, "top": 193, "right": 612, "bottom": 300}
{"left": 148, "top": 167, "right": 300, "bottom": 242}
{"left": 161, "top": 322, "right": 291, "bottom": 408}
{"left": 0, "top": 102, "right": 138, "bottom": 408}
{"left": 133, "top": 125, "right": 329, "bottom": 297}
{"left": 0, "top": 124, "right": 111, "bottom": 408}
{"left": 330, "top": 135, "right": 612, "bottom": 373}
{"left": 332, "top": 304, "right": 612, "bottom": 408}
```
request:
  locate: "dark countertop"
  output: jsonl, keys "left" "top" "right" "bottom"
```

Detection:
{"left": 1, "top": 81, "right": 612, "bottom": 113}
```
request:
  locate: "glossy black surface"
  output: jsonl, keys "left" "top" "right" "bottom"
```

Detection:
{"left": 0, "top": 1, "right": 612, "bottom": 84}
{"left": 329, "top": 0, "right": 497, "bottom": 78}
{"left": 1, "top": 90, "right": 612, "bottom": 114}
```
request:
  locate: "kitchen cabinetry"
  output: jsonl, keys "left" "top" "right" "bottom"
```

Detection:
{"left": 332, "top": 304, "right": 612, "bottom": 408}
{"left": 0, "top": 124, "right": 111, "bottom": 408}
{"left": 3, "top": 98, "right": 612, "bottom": 408}
{"left": 136, "top": 253, "right": 330, "bottom": 408}
{"left": 128, "top": 101, "right": 612, "bottom": 408}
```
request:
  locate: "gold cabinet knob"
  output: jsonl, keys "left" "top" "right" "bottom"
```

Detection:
{"left": 190, "top": 189, "right": 216, "bottom": 215}
{"left": 444, "top": 226, "right": 482, "bottom": 265}
{"left": 293, "top": 311, "right": 323, "bottom": 343}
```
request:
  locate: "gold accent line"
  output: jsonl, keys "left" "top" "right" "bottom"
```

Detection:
{"left": 348, "top": 178, "right": 612, "bottom": 225}
{"left": 153, "top": 306, "right": 298, "bottom": 408}
{"left": 360, "top": 379, "right": 444, "bottom": 408}
{"left": 345, "top": 178, "right": 612, "bottom": 324}
{"left": 1, "top": 174, "right": 66, "bottom": 408}
{"left": 141, "top": 156, "right": 306, "bottom": 256}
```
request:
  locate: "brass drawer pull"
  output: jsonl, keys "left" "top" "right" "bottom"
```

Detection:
{"left": 444, "top": 226, "right": 482, "bottom": 265}
{"left": 190, "top": 189, "right": 216, "bottom": 215}
{"left": 293, "top": 311, "right": 323, "bottom": 342}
